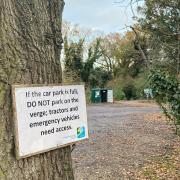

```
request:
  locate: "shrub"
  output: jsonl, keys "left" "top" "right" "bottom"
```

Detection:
{"left": 122, "top": 83, "right": 137, "bottom": 100}
{"left": 149, "top": 70, "right": 180, "bottom": 135}
{"left": 106, "top": 78, "right": 125, "bottom": 101}
{"left": 134, "top": 73, "right": 149, "bottom": 99}
{"left": 114, "top": 88, "right": 125, "bottom": 100}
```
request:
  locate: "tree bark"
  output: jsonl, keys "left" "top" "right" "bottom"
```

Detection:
{"left": 130, "top": 26, "right": 148, "bottom": 66}
{"left": 0, "top": 0, "right": 74, "bottom": 179}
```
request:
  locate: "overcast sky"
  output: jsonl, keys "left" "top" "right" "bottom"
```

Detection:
{"left": 63, "top": 0, "right": 143, "bottom": 33}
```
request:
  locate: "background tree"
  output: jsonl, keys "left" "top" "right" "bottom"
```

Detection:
{"left": 136, "top": 0, "right": 180, "bottom": 133}
{"left": 63, "top": 36, "right": 84, "bottom": 82}
{"left": 114, "top": 30, "right": 147, "bottom": 78}
{"left": 138, "top": 0, "right": 180, "bottom": 74}
{"left": 97, "top": 30, "right": 148, "bottom": 100}
{"left": 89, "top": 67, "right": 112, "bottom": 88}
{"left": 81, "top": 39, "right": 102, "bottom": 84}
{"left": 63, "top": 37, "right": 102, "bottom": 86}
{"left": 97, "top": 33, "right": 122, "bottom": 77}
{"left": 0, "top": 0, "right": 74, "bottom": 179}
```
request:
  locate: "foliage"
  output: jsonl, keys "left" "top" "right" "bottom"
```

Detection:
{"left": 97, "top": 33, "right": 121, "bottom": 77}
{"left": 136, "top": 0, "right": 180, "bottom": 135}
{"left": 106, "top": 78, "right": 125, "bottom": 100}
{"left": 63, "top": 24, "right": 148, "bottom": 100}
{"left": 89, "top": 67, "right": 112, "bottom": 88}
{"left": 114, "top": 30, "right": 147, "bottom": 78}
{"left": 122, "top": 78, "right": 137, "bottom": 100}
{"left": 81, "top": 39, "right": 102, "bottom": 84}
{"left": 107, "top": 74, "right": 149, "bottom": 101}
{"left": 114, "top": 88, "right": 125, "bottom": 100}
{"left": 98, "top": 31, "right": 147, "bottom": 78}
{"left": 134, "top": 72, "right": 150, "bottom": 99}
{"left": 63, "top": 36, "right": 84, "bottom": 82}
{"left": 138, "top": 0, "right": 180, "bottom": 73}
{"left": 63, "top": 37, "right": 102, "bottom": 84}
{"left": 149, "top": 70, "right": 180, "bottom": 134}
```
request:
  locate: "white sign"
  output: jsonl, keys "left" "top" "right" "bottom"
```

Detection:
{"left": 107, "top": 90, "right": 113, "bottom": 103}
{"left": 12, "top": 84, "right": 88, "bottom": 159}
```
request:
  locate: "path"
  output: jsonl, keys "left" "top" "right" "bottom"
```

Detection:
{"left": 72, "top": 102, "right": 177, "bottom": 180}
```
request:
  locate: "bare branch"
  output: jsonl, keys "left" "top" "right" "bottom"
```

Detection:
{"left": 130, "top": 26, "right": 149, "bottom": 66}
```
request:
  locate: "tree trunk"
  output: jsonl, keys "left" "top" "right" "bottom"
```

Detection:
{"left": 0, "top": 0, "right": 74, "bottom": 179}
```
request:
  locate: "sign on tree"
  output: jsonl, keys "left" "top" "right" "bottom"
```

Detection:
{"left": 12, "top": 84, "right": 88, "bottom": 159}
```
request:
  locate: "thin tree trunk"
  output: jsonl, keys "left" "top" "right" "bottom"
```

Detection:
{"left": 0, "top": 0, "right": 74, "bottom": 179}
{"left": 130, "top": 26, "right": 148, "bottom": 66}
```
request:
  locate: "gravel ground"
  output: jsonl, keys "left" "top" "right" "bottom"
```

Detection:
{"left": 72, "top": 102, "right": 178, "bottom": 180}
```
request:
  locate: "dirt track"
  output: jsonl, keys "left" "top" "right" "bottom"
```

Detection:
{"left": 72, "top": 102, "right": 178, "bottom": 180}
